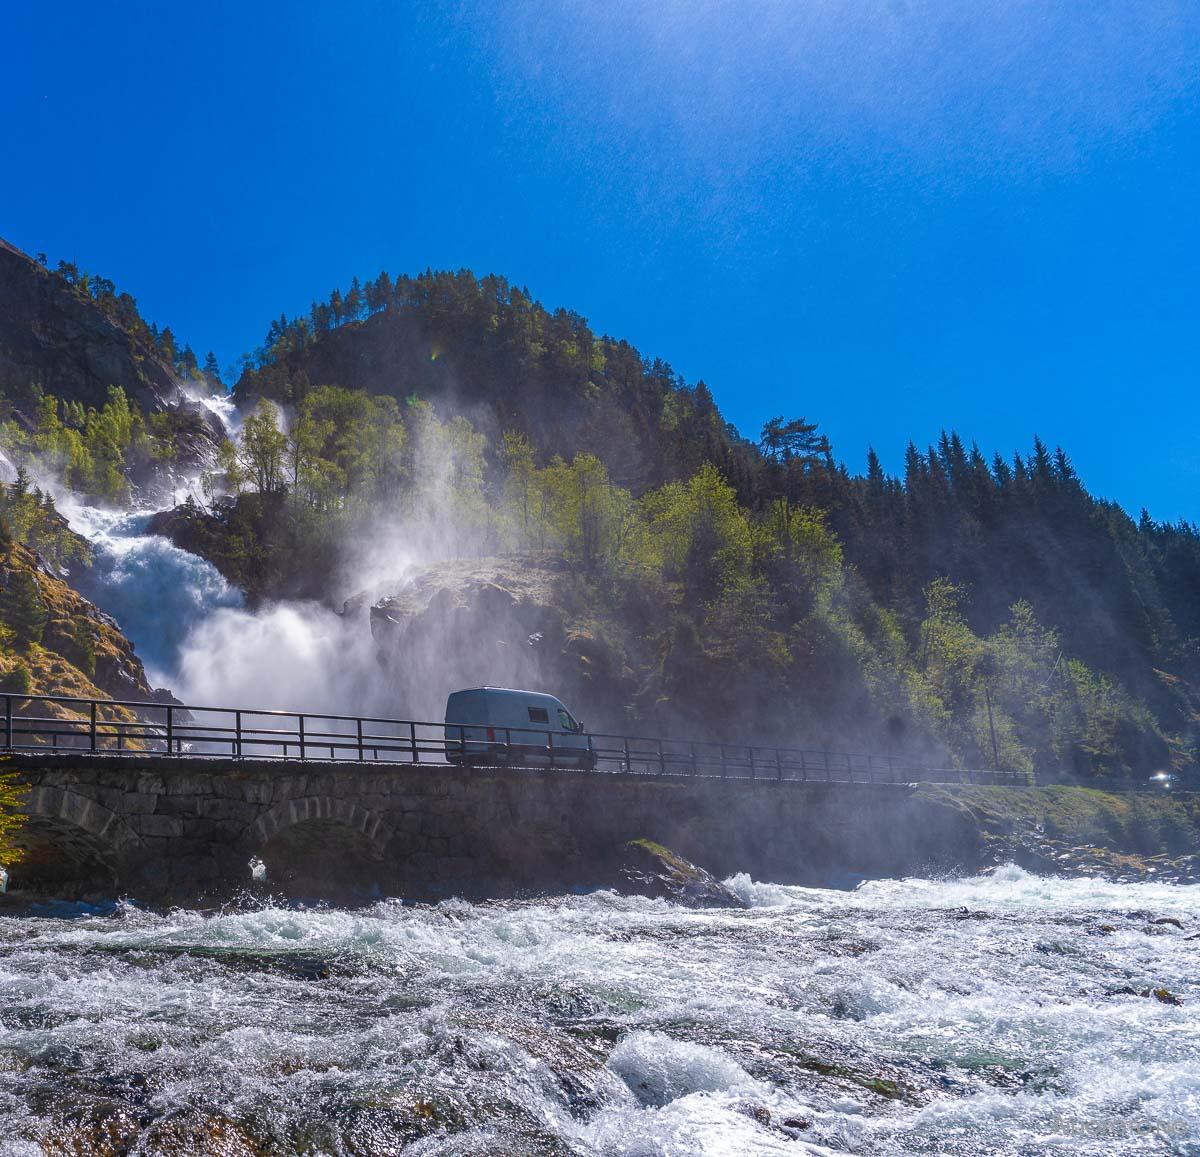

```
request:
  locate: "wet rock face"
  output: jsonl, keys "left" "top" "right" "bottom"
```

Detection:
{"left": 615, "top": 839, "right": 750, "bottom": 910}
{"left": 364, "top": 557, "right": 633, "bottom": 728}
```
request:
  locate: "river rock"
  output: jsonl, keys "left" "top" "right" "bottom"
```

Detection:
{"left": 615, "top": 839, "right": 749, "bottom": 909}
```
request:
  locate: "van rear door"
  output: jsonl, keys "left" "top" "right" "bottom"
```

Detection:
{"left": 444, "top": 689, "right": 490, "bottom": 762}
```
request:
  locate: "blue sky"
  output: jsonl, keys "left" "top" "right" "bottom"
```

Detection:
{"left": 3, "top": 1, "right": 1197, "bottom": 519}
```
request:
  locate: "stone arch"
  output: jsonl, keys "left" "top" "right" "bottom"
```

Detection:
{"left": 10, "top": 785, "right": 144, "bottom": 894}
{"left": 253, "top": 795, "right": 394, "bottom": 854}
{"left": 253, "top": 796, "right": 395, "bottom": 903}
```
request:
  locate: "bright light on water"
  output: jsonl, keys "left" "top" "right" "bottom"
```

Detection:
{"left": 0, "top": 867, "right": 1195, "bottom": 1153}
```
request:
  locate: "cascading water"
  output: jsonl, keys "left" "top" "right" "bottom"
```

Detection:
{"left": 59, "top": 498, "right": 244, "bottom": 689}
{"left": 0, "top": 866, "right": 1195, "bottom": 1153}
{"left": 41, "top": 392, "right": 394, "bottom": 714}
{"left": 57, "top": 495, "right": 394, "bottom": 714}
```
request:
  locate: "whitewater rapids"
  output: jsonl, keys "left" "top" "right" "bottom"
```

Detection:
{"left": 0, "top": 866, "right": 1196, "bottom": 1154}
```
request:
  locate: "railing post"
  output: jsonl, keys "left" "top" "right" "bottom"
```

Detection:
{"left": 690, "top": 742, "right": 698, "bottom": 776}
{"left": 658, "top": 739, "right": 666, "bottom": 776}
{"left": 298, "top": 714, "right": 306, "bottom": 761}
{"left": 800, "top": 750, "right": 808, "bottom": 782}
{"left": 90, "top": 700, "right": 97, "bottom": 753}
{"left": 548, "top": 730, "right": 556, "bottom": 769}
{"left": 412, "top": 722, "right": 420, "bottom": 764}
{"left": 235, "top": 710, "right": 243, "bottom": 759}
{"left": 166, "top": 704, "right": 173, "bottom": 755}
{"left": 586, "top": 732, "right": 593, "bottom": 769}
{"left": 4, "top": 695, "right": 10, "bottom": 750}
{"left": 720, "top": 744, "right": 727, "bottom": 778}
{"left": 357, "top": 717, "right": 364, "bottom": 762}
{"left": 623, "top": 736, "right": 631, "bottom": 773}
{"left": 749, "top": 746, "right": 756, "bottom": 780}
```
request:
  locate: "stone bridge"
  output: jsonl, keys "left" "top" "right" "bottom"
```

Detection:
{"left": 3, "top": 754, "right": 977, "bottom": 902}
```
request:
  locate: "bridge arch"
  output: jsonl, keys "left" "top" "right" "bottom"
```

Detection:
{"left": 253, "top": 795, "right": 395, "bottom": 902}
{"left": 253, "top": 795, "right": 394, "bottom": 852}
{"left": 10, "top": 785, "right": 144, "bottom": 894}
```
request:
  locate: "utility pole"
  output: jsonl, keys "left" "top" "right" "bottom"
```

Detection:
{"left": 978, "top": 653, "right": 1001, "bottom": 772}
{"left": 984, "top": 680, "right": 999, "bottom": 772}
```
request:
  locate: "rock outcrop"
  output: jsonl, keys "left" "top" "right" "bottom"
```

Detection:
{"left": 360, "top": 556, "right": 637, "bottom": 729}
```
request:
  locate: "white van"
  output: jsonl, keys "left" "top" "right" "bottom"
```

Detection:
{"left": 444, "top": 687, "right": 594, "bottom": 769}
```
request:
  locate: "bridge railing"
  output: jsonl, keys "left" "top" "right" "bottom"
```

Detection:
{"left": 0, "top": 692, "right": 1031, "bottom": 786}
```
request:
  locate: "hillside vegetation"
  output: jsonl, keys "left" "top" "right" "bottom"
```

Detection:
{"left": 0, "top": 241, "right": 1195, "bottom": 781}
{"left": 146, "top": 269, "right": 1199, "bottom": 780}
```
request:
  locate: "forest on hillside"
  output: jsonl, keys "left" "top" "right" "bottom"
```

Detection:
{"left": 2, "top": 257, "right": 1198, "bottom": 782}
{"left": 154, "top": 268, "right": 1200, "bottom": 779}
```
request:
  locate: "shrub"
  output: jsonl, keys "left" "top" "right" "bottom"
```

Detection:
{"left": 0, "top": 662, "right": 33, "bottom": 696}
{"left": 0, "top": 772, "right": 26, "bottom": 869}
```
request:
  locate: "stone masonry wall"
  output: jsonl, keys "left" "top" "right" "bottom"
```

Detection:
{"left": 5, "top": 755, "right": 980, "bottom": 901}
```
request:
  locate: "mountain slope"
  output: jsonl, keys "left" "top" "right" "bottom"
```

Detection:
{"left": 233, "top": 269, "right": 760, "bottom": 495}
{"left": 0, "top": 239, "right": 181, "bottom": 414}
{"left": 0, "top": 238, "right": 224, "bottom": 474}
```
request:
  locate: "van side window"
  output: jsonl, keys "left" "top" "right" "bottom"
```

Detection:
{"left": 527, "top": 706, "right": 549, "bottom": 723}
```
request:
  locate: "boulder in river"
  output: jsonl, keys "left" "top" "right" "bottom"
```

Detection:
{"left": 615, "top": 839, "right": 749, "bottom": 909}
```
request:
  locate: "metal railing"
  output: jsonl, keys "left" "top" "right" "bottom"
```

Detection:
{"left": 0, "top": 692, "right": 1031, "bottom": 786}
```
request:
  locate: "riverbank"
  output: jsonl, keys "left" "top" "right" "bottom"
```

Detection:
{"left": 912, "top": 784, "right": 1200, "bottom": 882}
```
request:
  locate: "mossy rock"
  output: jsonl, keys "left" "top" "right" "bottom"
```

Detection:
{"left": 617, "top": 838, "right": 749, "bottom": 910}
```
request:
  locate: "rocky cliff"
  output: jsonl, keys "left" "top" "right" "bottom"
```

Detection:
{"left": 357, "top": 556, "right": 638, "bottom": 730}
{"left": 0, "top": 238, "right": 223, "bottom": 472}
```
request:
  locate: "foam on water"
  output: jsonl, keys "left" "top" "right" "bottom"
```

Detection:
{"left": 58, "top": 498, "right": 243, "bottom": 684}
{"left": 0, "top": 870, "right": 1197, "bottom": 1153}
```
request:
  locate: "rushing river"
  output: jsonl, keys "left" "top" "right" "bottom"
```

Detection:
{"left": 0, "top": 866, "right": 1196, "bottom": 1155}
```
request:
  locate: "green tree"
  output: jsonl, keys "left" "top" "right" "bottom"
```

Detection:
{"left": 2, "top": 569, "right": 48, "bottom": 650}
{"left": 238, "top": 403, "right": 288, "bottom": 495}
{"left": 0, "top": 771, "right": 26, "bottom": 870}
{"left": 759, "top": 416, "right": 830, "bottom": 467}
{"left": 639, "top": 463, "right": 754, "bottom": 599}
{"left": 202, "top": 351, "right": 223, "bottom": 387}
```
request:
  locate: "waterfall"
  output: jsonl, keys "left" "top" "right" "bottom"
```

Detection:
{"left": 58, "top": 496, "right": 395, "bottom": 715}
{"left": 27, "top": 392, "right": 398, "bottom": 715}
{"left": 58, "top": 498, "right": 244, "bottom": 689}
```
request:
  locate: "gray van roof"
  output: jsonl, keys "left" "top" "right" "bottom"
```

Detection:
{"left": 451, "top": 687, "right": 560, "bottom": 698}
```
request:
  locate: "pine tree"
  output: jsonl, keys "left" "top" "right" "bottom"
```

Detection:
{"left": 202, "top": 351, "right": 223, "bottom": 387}
{"left": 2, "top": 569, "right": 48, "bottom": 649}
